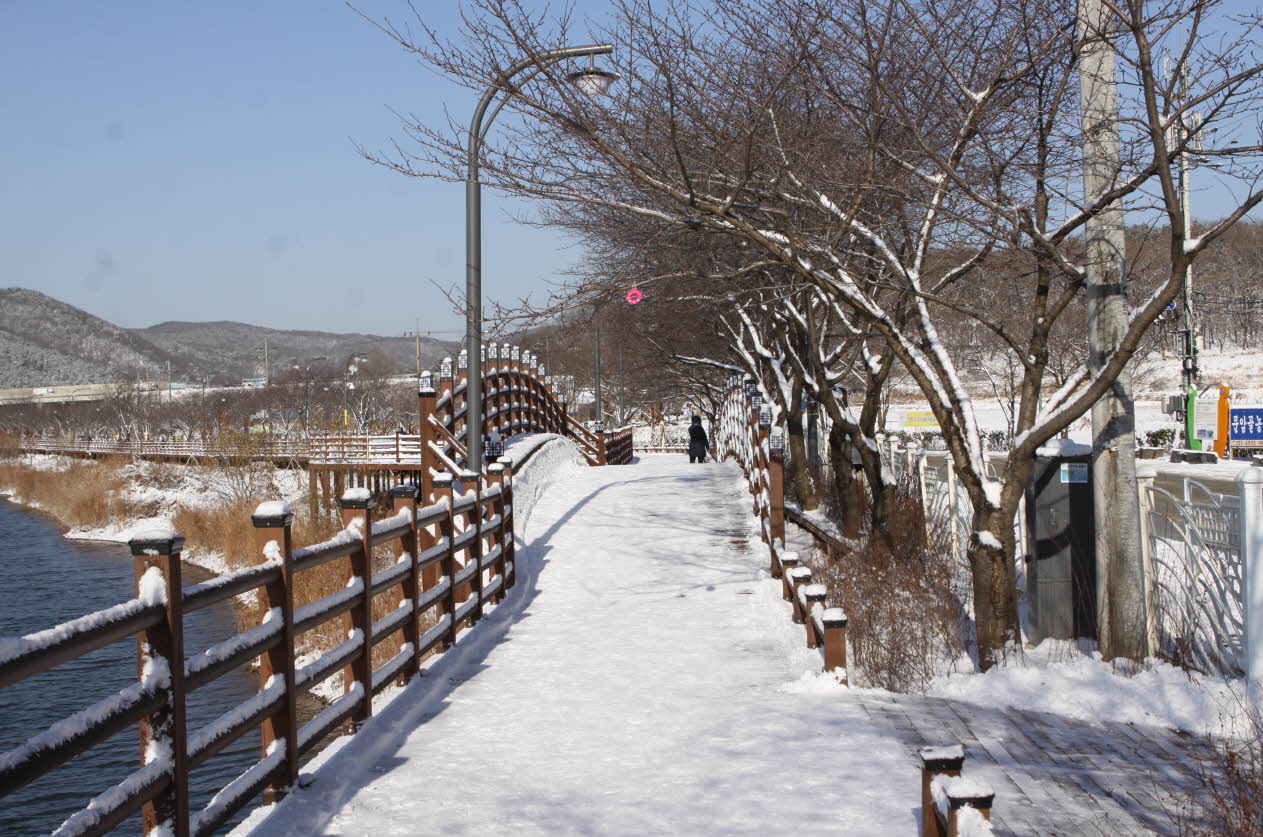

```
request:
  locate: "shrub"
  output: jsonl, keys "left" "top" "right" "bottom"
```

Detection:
{"left": 808, "top": 483, "right": 970, "bottom": 692}
{"left": 1146, "top": 427, "right": 1178, "bottom": 449}
{"left": 1171, "top": 697, "right": 1263, "bottom": 836}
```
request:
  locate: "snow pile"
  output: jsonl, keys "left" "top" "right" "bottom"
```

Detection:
{"left": 1034, "top": 438, "right": 1092, "bottom": 457}
{"left": 927, "top": 640, "right": 1252, "bottom": 736}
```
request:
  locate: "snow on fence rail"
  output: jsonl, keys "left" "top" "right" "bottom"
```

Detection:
{"left": 0, "top": 464, "right": 519, "bottom": 836}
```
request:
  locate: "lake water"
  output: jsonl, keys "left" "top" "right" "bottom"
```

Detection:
{"left": 0, "top": 499, "right": 278, "bottom": 835}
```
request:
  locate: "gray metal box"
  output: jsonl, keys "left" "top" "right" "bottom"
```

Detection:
{"left": 1024, "top": 454, "right": 1097, "bottom": 643}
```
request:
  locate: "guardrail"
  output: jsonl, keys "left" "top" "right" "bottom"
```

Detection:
{"left": 0, "top": 464, "right": 516, "bottom": 836}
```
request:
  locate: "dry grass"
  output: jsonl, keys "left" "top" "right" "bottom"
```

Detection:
{"left": 810, "top": 485, "right": 970, "bottom": 693}
{"left": 0, "top": 455, "right": 160, "bottom": 526}
{"left": 1169, "top": 698, "right": 1263, "bottom": 837}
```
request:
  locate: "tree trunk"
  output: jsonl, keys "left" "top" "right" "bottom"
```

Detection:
{"left": 828, "top": 422, "right": 862, "bottom": 538}
{"left": 785, "top": 413, "right": 818, "bottom": 510}
{"left": 967, "top": 513, "right": 1021, "bottom": 671}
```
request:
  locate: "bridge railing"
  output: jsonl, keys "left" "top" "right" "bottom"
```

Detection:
{"left": 7, "top": 344, "right": 628, "bottom": 477}
{"left": 0, "top": 466, "right": 517, "bottom": 836}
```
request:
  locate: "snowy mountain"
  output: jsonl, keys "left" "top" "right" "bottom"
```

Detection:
{"left": 0, "top": 288, "right": 458, "bottom": 388}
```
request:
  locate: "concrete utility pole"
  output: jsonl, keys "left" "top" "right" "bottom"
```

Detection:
{"left": 593, "top": 306, "right": 603, "bottom": 425}
{"left": 1078, "top": 0, "right": 1147, "bottom": 662}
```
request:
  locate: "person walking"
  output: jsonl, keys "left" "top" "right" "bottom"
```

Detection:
{"left": 687, "top": 415, "right": 709, "bottom": 464}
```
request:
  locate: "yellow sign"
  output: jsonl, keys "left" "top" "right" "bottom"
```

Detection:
{"left": 904, "top": 411, "right": 940, "bottom": 428}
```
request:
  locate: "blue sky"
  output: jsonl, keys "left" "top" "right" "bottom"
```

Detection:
{"left": 2, "top": 2, "right": 1256, "bottom": 336}
{"left": 0, "top": 1, "right": 613, "bottom": 335}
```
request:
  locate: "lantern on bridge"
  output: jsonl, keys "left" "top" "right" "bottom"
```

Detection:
{"left": 419, "top": 370, "right": 434, "bottom": 391}
{"left": 440, "top": 357, "right": 454, "bottom": 382}
{"left": 759, "top": 406, "right": 772, "bottom": 429}
{"left": 750, "top": 391, "right": 763, "bottom": 409}
{"left": 511, "top": 346, "right": 521, "bottom": 363}
{"left": 488, "top": 342, "right": 498, "bottom": 362}
{"left": 522, "top": 350, "right": 532, "bottom": 369}
{"left": 502, "top": 343, "right": 512, "bottom": 364}
{"left": 530, "top": 354, "right": 539, "bottom": 371}
{"left": 744, "top": 378, "right": 758, "bottom": 397}
{"left": 457, "top": 349, "right": 468, "bottom": 371}
{"left": 769, "top": 429, "right": 785, "bottom": 453}
{"left": 485, "top": 435, "right": 505, "bottom": 461}
{"left": 480, "top": 345, "right": 486, "bottom": 365}
{"left": 545, "top": 375, "right": 553, "bottom": 387}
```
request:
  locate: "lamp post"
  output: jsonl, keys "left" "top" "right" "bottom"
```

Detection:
{"left": 464, "top": 43, "right": 616, "bottom": 466}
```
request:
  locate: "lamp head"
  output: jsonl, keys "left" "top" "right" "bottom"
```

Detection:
{"left": 567, "top": 68, "right": 619, "bottom": 98}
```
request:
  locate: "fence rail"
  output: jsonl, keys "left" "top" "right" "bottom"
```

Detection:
{"left": 0, "top": 457, "right": 520, "bottom": 835}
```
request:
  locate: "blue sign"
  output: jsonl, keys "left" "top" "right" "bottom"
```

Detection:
{"left": 1229, "top": 407, "right": 1263, "bottom": 445}
{"left": 1060, "top": 463, "right": 1089, "bottom": 484}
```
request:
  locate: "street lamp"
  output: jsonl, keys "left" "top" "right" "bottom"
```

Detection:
{"left": 464, "top": 43, "right": 616, "bottom": 467}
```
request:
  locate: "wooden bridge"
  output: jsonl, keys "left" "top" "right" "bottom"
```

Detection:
{"left": 0, "top": 376, "right": 1215, "bottom": 835}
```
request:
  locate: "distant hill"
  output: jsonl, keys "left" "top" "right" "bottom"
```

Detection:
{"left": 0, "top": 288, "right": 175, "bottom": 388}
{"left": 0, "top": 288, "right": 458, "bottom": 388}
{"left": 135, "top": 321, "right": 456, "bottom": 381}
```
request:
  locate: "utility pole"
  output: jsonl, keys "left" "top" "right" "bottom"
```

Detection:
{"left": 415, "top": 317, "right": 422, "bottom": 381}
{"left": 1169, "top": 57, "right": 1202, "bottom": 447}
{"left": 618, "top": 340, "right": 625, "bottom": 427}
{"left": 1078, "top": 0, "right": 1146, "bottom": 662}
{"left": 593, "top": 306, "right": 603, "bottom": 425}
{"left": 263, "top": 337, "right": 270, "bottom": 387}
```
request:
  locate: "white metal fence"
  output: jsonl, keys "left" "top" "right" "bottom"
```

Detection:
{"left": 874, "top": 438, "right": 1261, "bottom": 683}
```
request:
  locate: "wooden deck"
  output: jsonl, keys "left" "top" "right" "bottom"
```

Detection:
{"left": 862, "top": 691, "right": 1208, "bottom": 835}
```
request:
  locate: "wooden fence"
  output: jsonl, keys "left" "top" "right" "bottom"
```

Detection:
{"left": 0, "top": 454, "right": 527, "bottom": 836}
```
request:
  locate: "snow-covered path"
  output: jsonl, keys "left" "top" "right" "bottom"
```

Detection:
{"left": 243, "top": 455, "right": 916, "bottom": 836}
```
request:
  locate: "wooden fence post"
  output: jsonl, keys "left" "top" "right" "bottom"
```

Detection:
{"left": 433, "top": 473, "right": 458, "bottom": 649}
{"left": 460, "top": 470, "right": 485, "bottom": 623}
{"left": 501, "top": 461, "right": 517, "bottom": 589}
{"left": 779, "top": 552, "right": 800, "bottom": 595}
{"left": 250, "top": 502, "right": 299, "bottom": 800}
{"left": 339, "top": 489, "right": 375, "bottom": 730}
{"left": 390, "top": 484, "right": 422, "bottom": 681}
{"left": 804, "top": 585, "right": 827, "bottom": 648}
{"left": 788, "top": 566, "right": 813, "bottom": 624}
{"left": 821, "top": 608, "right": 847, "bottom": 680}
{"left": 919, "top": 745, "right": 964, "bottom": 837}
{"left": 129, "top": 530, "right": 190, "bottom": 837}
{"left": 768, "top": 430, "right": 785, "bottom": 548}
{"left": 486, "top": 463, "right": 507, "bottom": 602}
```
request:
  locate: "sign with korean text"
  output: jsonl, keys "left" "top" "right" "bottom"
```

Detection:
{"left": 1193, "top": 404, "right": 1218, "bottom": 441}
{"left": 904, "top": 411, "right": 940, "bottom": 428}
{"left": 1229, "top": 406, "right": 1263, "bottom": 448}
{"left": 1060, "top": 462, "right": 1089, "bottom": 484}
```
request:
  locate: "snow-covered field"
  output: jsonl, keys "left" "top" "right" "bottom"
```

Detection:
{"left": 236, "top": 454, "right": 919, "bottom": 836}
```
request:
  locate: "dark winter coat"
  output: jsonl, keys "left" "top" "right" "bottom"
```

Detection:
{"left": 687, "top": 423, "right": 709, "bottom": 458}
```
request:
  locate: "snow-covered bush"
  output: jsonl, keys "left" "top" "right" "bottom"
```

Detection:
{"left": 810, "top": 485, "right": 971, "bottom": 692}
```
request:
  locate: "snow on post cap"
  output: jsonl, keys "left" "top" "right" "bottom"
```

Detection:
{"left": 1035, "top": 437, "right": 1091, "bottom": 457}
{"left": 779, "top": 551, "right": 801, "bottom": 566}
{"left": 340, "top": 487, "right": 376, "bottom": 509}
{"left": 789, "top": 566, "right": 812, "bottom": 581}
{"left": 804, "top": 583, "right": 828, "bottom": 600}
{"left": 251, "top": 500, "right": 293, "bottom": 527}
{"left": 128, "top": 529, "right": 185, "bottom": 556}
{"left": 919, "top": 744, "right": 965, "bottom": 769}
{"left": 820, "top": 607, "right": 847, "bottom": 628}
{"left": 941, "top": 774, "right": 994, "bottom": 808}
